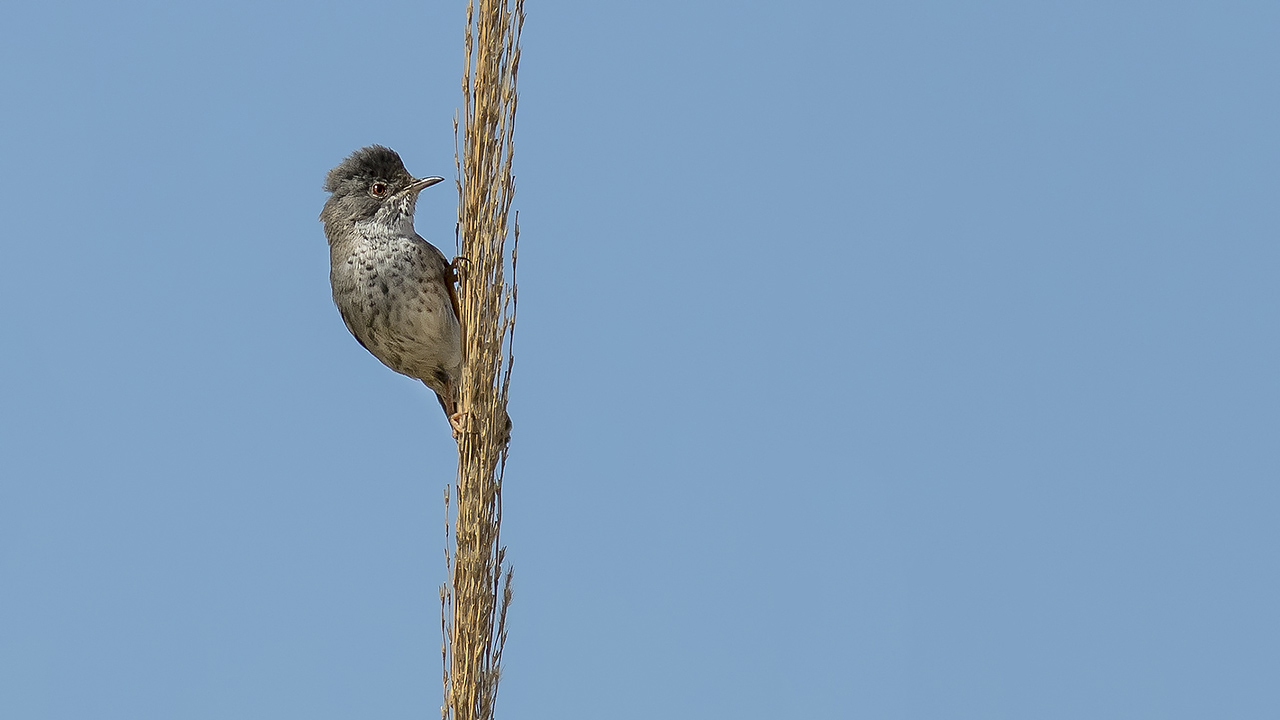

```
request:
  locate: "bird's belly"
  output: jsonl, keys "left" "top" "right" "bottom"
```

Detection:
{"left": 333, "top": 266, "right": 461, "bottom": 390}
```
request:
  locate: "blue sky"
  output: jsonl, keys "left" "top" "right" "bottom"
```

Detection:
{"left": 2, "top": 1, "right": 1278, "bottom": 718}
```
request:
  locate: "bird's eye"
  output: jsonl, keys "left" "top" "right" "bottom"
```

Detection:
{"left": 370, "top": 182, "right": 389, "bottom": 198}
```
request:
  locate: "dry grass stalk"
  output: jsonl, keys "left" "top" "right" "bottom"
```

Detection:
{"left": 440, "top": 0, "right": 522, "bottom": 719}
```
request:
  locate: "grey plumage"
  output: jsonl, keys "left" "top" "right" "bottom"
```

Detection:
{"left": 320, "top": 145, "right": 463, "bottom": 422}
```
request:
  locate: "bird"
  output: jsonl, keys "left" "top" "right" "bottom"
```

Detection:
{"left": 320, "top": 145, "right": 467, "bottom": 435}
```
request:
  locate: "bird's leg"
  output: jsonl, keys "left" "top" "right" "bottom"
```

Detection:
{"left": 434, "top": 384, "right": 467, "bottom": 439}
{"left": 450, "top": 255, "right": 472, "bottom": 282}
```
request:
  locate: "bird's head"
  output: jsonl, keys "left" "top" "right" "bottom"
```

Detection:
{"left": 320, "top": 145, "right": 444, "bottom": 233}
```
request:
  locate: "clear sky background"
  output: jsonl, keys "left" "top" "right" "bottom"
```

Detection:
{"left": 2, "top": 1, "right": 1278, "bottom": 718}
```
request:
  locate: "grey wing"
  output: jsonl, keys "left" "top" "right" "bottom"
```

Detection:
{"left": 414, "top": 234, "right": 462, "bottom": 325}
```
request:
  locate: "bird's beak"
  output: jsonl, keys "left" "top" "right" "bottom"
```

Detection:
{"left": 405, "top": 176, "right": 446, "bottom": 194}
